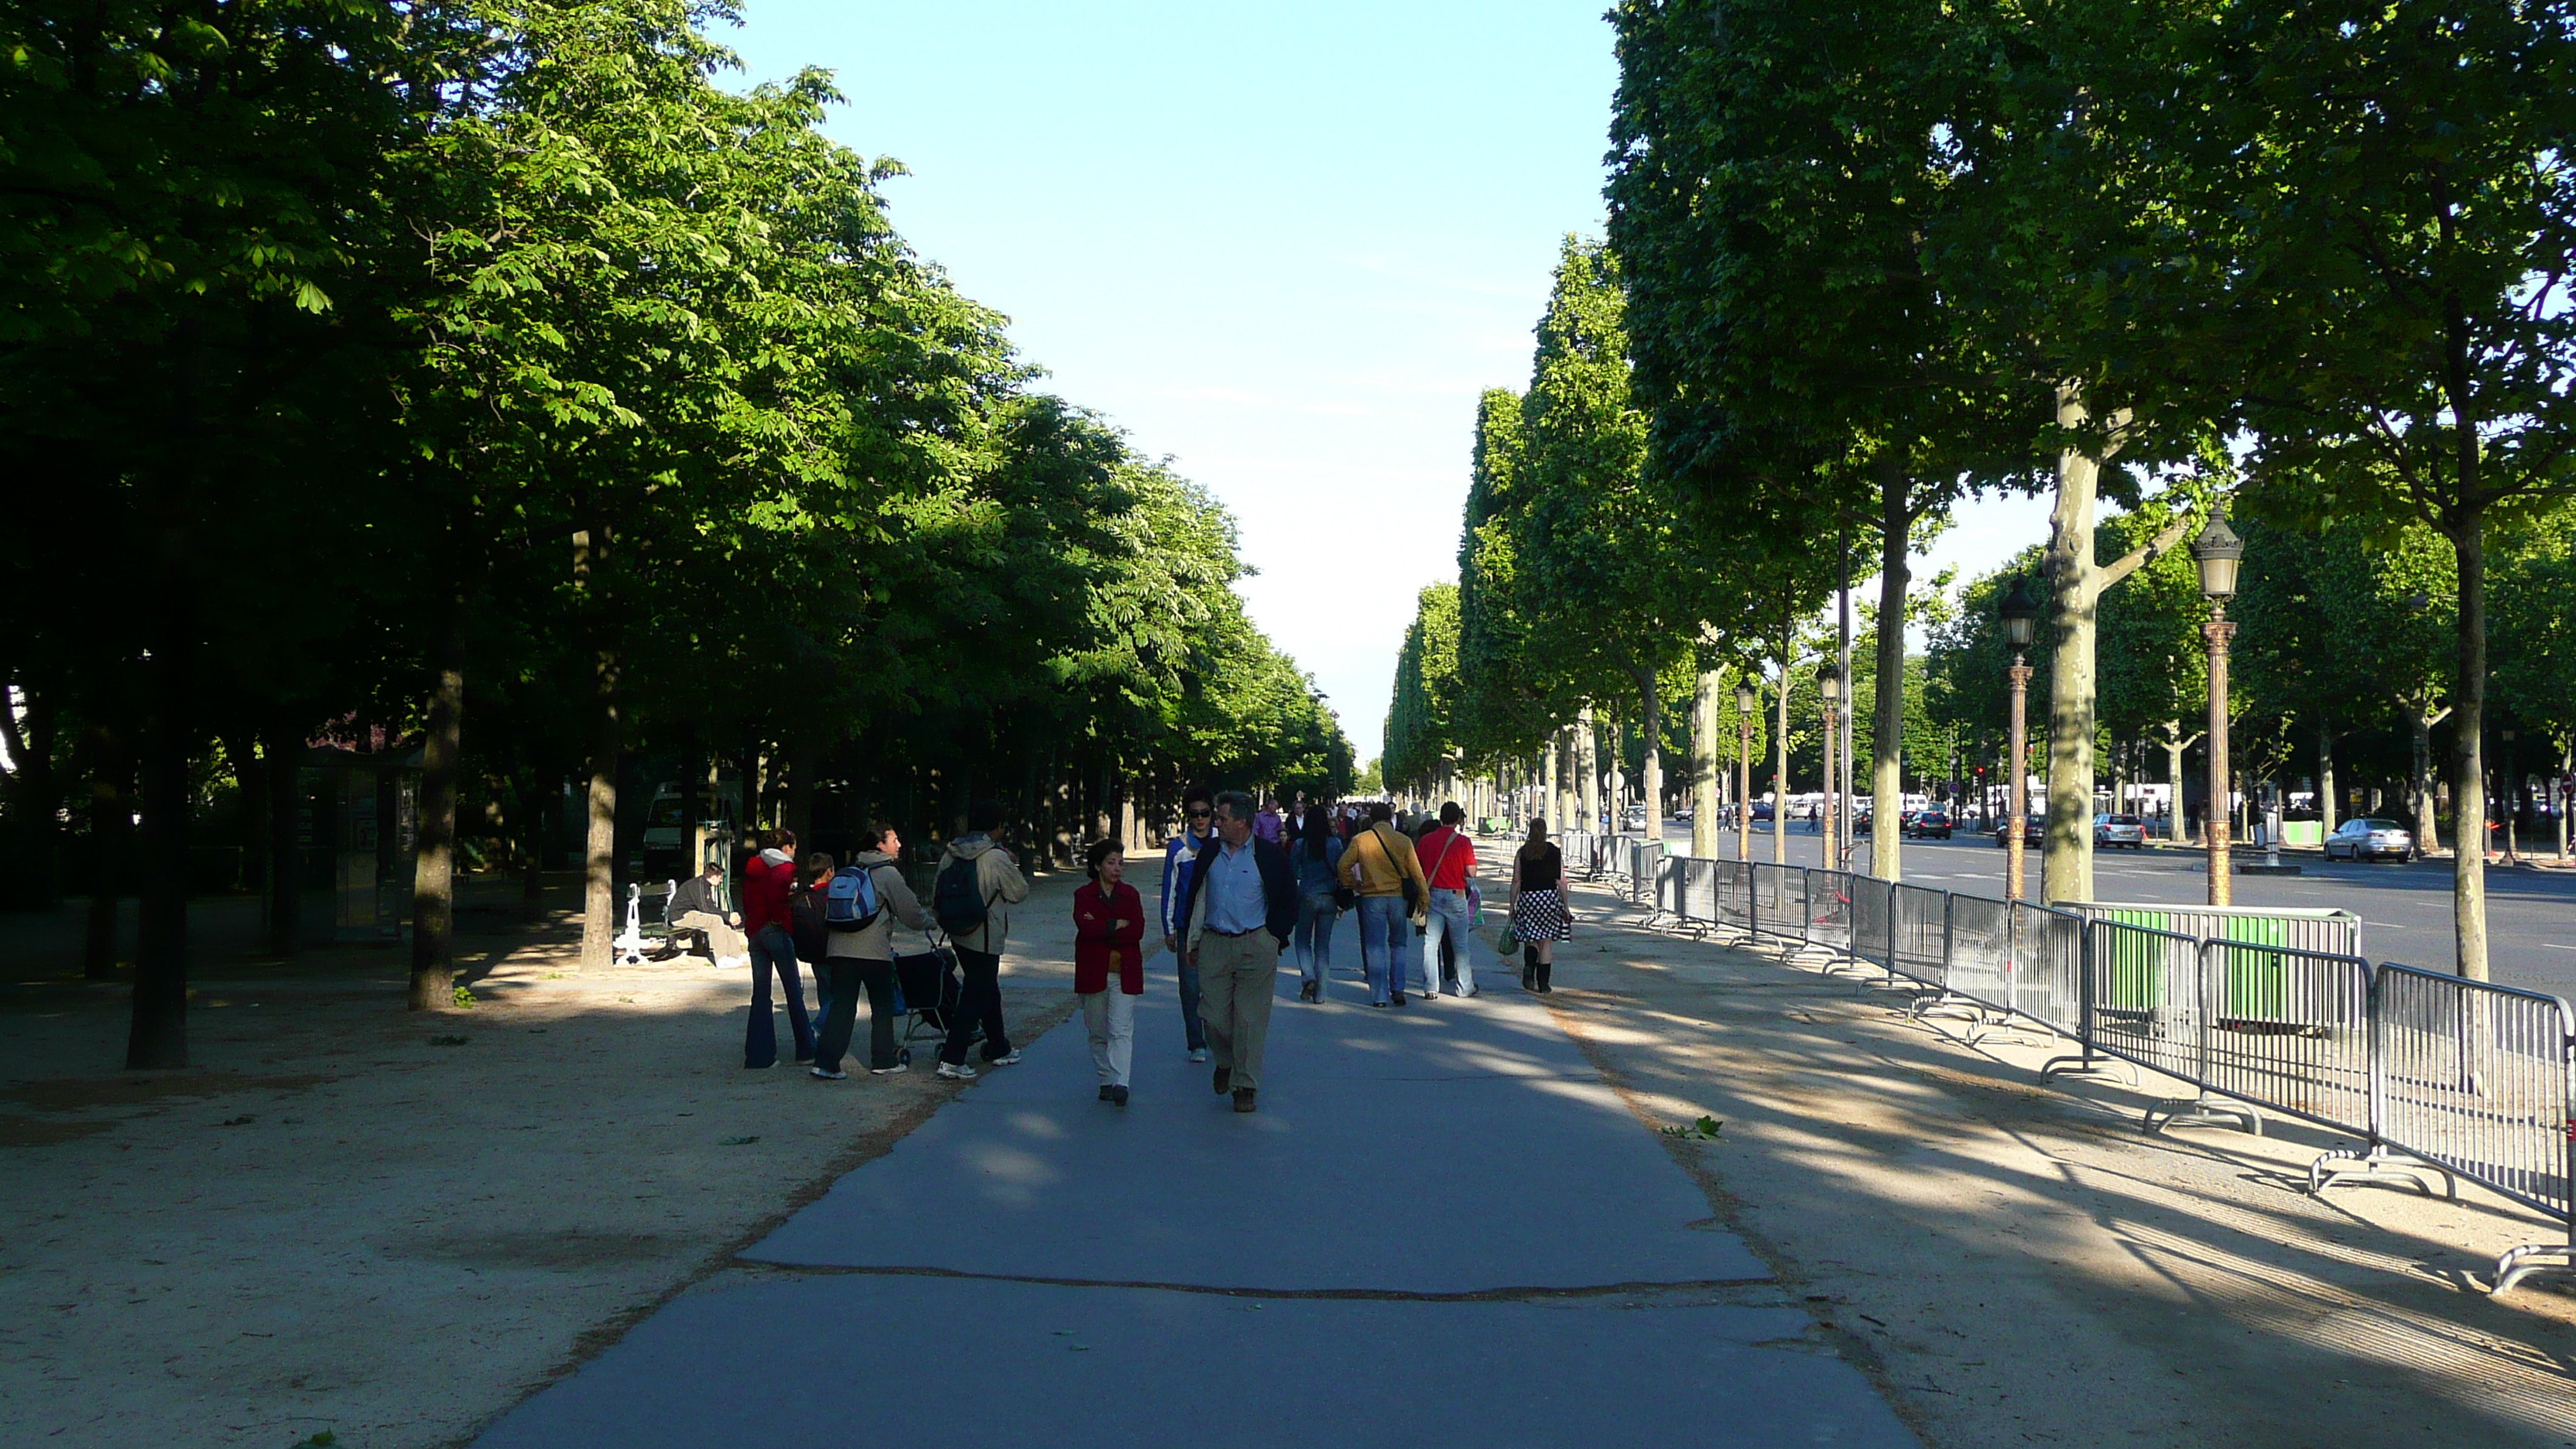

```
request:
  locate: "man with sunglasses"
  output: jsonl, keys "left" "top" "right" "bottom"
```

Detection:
{"left": 1158, "top": 786, "right": 1218, "bottom": 1062}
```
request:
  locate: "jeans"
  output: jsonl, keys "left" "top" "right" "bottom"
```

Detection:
{"left": 1421, "top": 888, "right": 1472, "bottom": 995}
{"left": 1175, "top": 954, "right": 1209, "bottom": 1053}
{"left": 939, "top": 947, "right": 1012, "bottom": 1066}
{"left": 1293, "top": 890, "right": 1339, "bottom": 990}
{"left": 814, "top": 958, "right": 899, "bottom": 1073}
{"left": 1357, "top": 895, "right": 1410, "bottom": 1004}
{"left": 745, "top": 923, "right": 814, "bottom": 1067}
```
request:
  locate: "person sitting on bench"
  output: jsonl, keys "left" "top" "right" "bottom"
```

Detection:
{"left": 670, "top": 858, "right": 750, "bottom": 969}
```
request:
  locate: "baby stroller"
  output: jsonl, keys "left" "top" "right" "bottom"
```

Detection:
{"left": 893, "top": 927, "right": 966, "bottom": 1060}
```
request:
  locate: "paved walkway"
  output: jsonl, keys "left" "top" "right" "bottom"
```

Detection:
{"left": 474, "top": 892, "right": 1917, "bottom": 1447}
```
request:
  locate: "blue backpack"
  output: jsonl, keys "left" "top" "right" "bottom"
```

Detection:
{"left": 823, "top": 865, "right": 882, "bottom": 932}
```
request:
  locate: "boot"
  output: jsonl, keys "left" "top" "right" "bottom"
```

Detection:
{"left": 1521, "top": 946, "right": 1538, "bottom": 990}
{"left": 1535, "top": 960, "right": 1553, "bottom": 994}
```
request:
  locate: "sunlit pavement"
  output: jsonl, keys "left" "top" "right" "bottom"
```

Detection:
{"left": 1656, "top": 822, "right": 2576, "bottom": 999}
{"left": 471, "top": 918, "right": 1918, "bottom": 1447}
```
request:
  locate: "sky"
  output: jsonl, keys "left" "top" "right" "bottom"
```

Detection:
{"left": 728, "top": 2, "right": 2053, "bottom": 766}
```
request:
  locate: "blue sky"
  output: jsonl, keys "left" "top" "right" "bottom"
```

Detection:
{"left": 727, "top": 2, "right": 2051, "bottom": 766}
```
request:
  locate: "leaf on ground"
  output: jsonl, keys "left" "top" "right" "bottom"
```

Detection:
{"left": 719, "top": 1136, "right": 759, "bottom": 1146}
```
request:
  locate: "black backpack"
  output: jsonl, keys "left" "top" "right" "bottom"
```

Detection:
{"left": 933, "top": 855, "right": 991, "bottom": 936}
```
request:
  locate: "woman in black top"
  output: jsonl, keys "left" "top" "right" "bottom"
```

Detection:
{"left": 1511, "top": 820, "right": 1571, "bottom": 992}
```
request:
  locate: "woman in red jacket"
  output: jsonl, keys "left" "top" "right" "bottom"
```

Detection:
{"left": 1073, "top": 838, "right": 1146, "bottom": 1106}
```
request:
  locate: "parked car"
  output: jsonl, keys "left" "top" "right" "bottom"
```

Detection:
{"left": 1904, "top": 808, "right": 1952, "bottom": 840}
{"left": 2092, "top": 813, "right": 2147, "bottom": 850}
{"left": 2324, "top": 817, "right": 2413, "bottom": 862}
{"left": 1752, "top": 801, "right": 1776, "bottom": 824}
{"left": 1852, "top": 810, "right": 1873, "bottom": 835}
{"left": 1992, "top": 816, "right": 2043, "bottom": 848}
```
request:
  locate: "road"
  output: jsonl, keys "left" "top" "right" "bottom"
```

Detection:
{"left": 1636, "top": 820, "right": 2576, "bottom": 1001}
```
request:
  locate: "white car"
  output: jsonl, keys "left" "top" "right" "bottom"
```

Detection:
{"left": 2324, "top": 817, "right": 2413, "bottom": 862}
{"left": 2092, "top": 813, "right": 2147, "bottom": 850}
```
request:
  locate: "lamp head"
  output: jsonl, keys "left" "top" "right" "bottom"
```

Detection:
{"left": 1817, "top": 662, "right": 1842, "bottom": 704}
{"left": 2191, "top": 502, "right": 2245, "bottom": 602}
{"left": 1734, "top": 680, "right": 1759, "bottom": 714}
{"left": 1999, "top": 571, "right": 2043, "bottom": 650}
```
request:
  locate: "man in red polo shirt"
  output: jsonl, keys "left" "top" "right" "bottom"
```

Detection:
{"left": 1413, "top": 803, "right": 1478, "bottom": 999}
{"left": 741, "top": 827, "right": 814, "bottom": 1067}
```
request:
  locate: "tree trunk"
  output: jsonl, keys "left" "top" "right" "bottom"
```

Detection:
{"left": 1690, "top": 668, "right": 1720, "bottom": 858}
{"left": 1634, "top": 666, "right": 1664, "bottom": 847}
{"left": 2043, "top": 383, "right": 2100, "bottom": 904}
{"left": 786, "top": 732, "right": 818, "bottom": 846}
{"left": 407, "top": 581, "right": 466, "bottom": 1012}
{"left": 1577, "top": 704, "right": 1600, "bottom": 836}
{"left": 2451, "top": 524, "right": 2489, "bottom": 981}
{"left": 1543, "top": 733, "right": 1561, "bottom": 834}
{"left": 574, "top": 525, "right": 620, "bottom": 970}
{"left": 126, "top": 547, "right": 194, "bottom": 1070}
{"left": 1773, "top": 653, "right": 1793, "bottom": 868}
{"left": 83, "top": 725, "right": 130, "bottom": 981}
{"left": 1872, "top": 469, "right": 1910, "bottom": 880}
{"left": 2317, "top": 718, "right": 2337, "bottom": 839}
{"left": 2160, "top": 722, "right": 2194, "bottom": 844}
{"left": 2409, "top": 700, "right": 2445, "bottom": 853}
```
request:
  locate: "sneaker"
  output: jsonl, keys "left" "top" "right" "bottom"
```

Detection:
{"left": 1098, "top": 1084, "right": 1115, "bottom": 1101}
{"left": 985, "top": 1048, "right": 1023, "bottom": 1067}
{"left": 1370, "top": 999, "right": 1389, "bottom": 1009}
{"left": 936, "top": 1061, "right": 978, "bottom": 1081}
{"left": 1461, "top": 986, "right": 1480, "bottom": 999}
{"left": 810, "top": 1066, "right": 847, "bottom": 1081}
{"left": 869, "top": 1061, "right": 908, "bottom": 1076}
{"left": 1187, "top": 1048, "right": 1209, "bottom": 1063}
{"left": 1109, "top": 1084, "right": 1130, "bottom": 1107}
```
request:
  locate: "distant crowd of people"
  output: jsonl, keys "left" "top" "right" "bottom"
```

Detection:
{"left": 680, "top": 790, "right": 1577, "bottom": 1116}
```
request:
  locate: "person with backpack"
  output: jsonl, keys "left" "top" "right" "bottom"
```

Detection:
{"left": 813, "top": 824, "right": 927, "bottom": 1079}
{"left": 1338, "top": 801, "right": 1428, "bottom": 1007}
{"left": 1172, "top": 790, "right": 1300, "bottom": 1113}
{"left": 742, "top": 827, "right": 814, "bottom": 1068}
{"left": 791, "top": 852, "right": 836, "bottom": 1023}
{"left": 1157, "top": 787, "right": 1218, "bottom": 1064}
{"left": 931, "top": 800, "right": 1031, "bottom": 1081}
{"left": 1415, "top": 802, "right": 1480, "bottom": 999}
{"left": 1072, "top": 838, "right": 1146, "bottom": 1105}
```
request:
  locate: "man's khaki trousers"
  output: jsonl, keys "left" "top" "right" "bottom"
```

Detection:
{"left": 1195, "top": 930, "right": 1281, "bottom": 1091}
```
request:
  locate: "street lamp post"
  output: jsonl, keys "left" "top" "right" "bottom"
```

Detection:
{"left": 1818, "top": 663, "right": 1843, "bottom": 870}
{"left": 1999, "top": 574, "right": 2042, "bottom": 903}
{"left": 2193, "top": 504, "right": 2245, "bottom": 906}
{"left": 2502, "top": 726, "right": 2520, "bottom": 864}
{"left": 1735, "top": 679, "right": 1758, "bottom": 863}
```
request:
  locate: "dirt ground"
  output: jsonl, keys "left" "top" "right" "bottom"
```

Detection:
{"left": 0, "top": 869, "right": 1092, "bottom": 1449}
{"left": 1538, "top": 872, "right": 2576, "bottom": 1448}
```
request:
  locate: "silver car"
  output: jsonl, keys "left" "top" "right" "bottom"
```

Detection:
{"left": 2325, "top": 817, "right": 2413, "bottom": 862}
{"left": 2092, "top": 813, "right": 2147, "bottom": 850}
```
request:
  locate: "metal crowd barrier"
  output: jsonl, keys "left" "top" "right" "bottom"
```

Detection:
{"left": 1594, "top": 848, "right": 2576, "bottom": 1295}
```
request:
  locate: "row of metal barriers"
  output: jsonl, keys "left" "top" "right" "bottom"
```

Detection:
{"left": 1557, "top": 830, "right": 2576, "bottom": 1294}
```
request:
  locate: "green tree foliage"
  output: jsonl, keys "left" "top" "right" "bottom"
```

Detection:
{"left": 1383, "top": 584, "right": 1461, "bottom": 791}
{"left": 0, "top": 0, "right": 1347, "bottom": 1064}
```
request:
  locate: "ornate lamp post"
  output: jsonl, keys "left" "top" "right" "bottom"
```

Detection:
{"left": 1735, "top": 679, "right": 1759, "bottom": 863}
{"left": 2193, "top": 503, "right": 2245, "bottom": 906}
{"left": 2502, "top": 725, "right": 2520, "bottom": 863}
{"left": 1999, "top": 573, "right": 2042, "bottom": 902}
{"left": 1818, "top": 663, "right": 1843, "bottom": 869}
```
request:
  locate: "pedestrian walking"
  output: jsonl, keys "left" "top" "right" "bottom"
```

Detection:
{"left": 1339, "top": 801, "right": 1428, "bottom": 1006}
{"left": 667, "top": 857, "right": 750, "bottom": 968}
{"left": 811, "top": 825, "right": 927, "bottom": 1079}
{"left": 1158, "top": 787, "right": 1217, "bottom": 1064}
{"left": 1511, "top": 820, "right": 1571, "bottom": 993}
{"left": 1073, "top": 838, "right": 1146, "bottom": 1105}
{"left": 1291, "top": 802, "right": 1345, "bottom": 1002}
{"left": 1415, "top": 802, "right": 1478, "bottom": 999}
{"left": 930, "top": 801, "right": 1031, "bottom": 1081}
{"left": 1173, "top": 790, "right": 1299, "bottom": 1112}
{"left": 1253, "top": 795, "right": 1285, "bottom": 845}
{"left": 742, "top": 827, "right": 814, "bottom": 1068}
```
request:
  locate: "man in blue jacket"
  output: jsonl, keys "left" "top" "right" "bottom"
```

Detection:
{"left": 1174, "top": 790, "right": 1300, "bottom": 1113}
{"left": 1159, "top": 786, "right": 1216, "bottom": 1063}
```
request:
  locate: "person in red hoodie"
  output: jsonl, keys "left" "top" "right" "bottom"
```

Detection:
{"left": 741, "top": 827, "right": 814, "bottom": 1068}
{"left": 1073, "top": 838, "right": 1146, "bottom": 1105}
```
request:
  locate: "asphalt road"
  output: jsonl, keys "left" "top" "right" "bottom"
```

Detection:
{"left": 1644, "top": 820, "right": 2576, "bottom": 1002}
